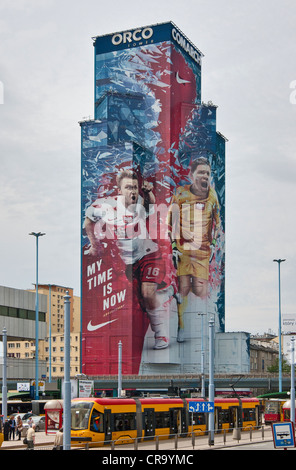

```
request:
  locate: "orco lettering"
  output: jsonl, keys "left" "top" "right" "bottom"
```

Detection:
{"left": 112, "top": 27, "right": 153, "bottom": 46}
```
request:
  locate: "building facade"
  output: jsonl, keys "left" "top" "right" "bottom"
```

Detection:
{"left": 0, "top": 285, "right": 47, "bottom": 379}
{"left": 250, "top": 334, "right": 279, "bottom": 373}
{"left": 8, "top": 284, "right": 81, "bottom": 379}
{"left": 81, "top": 22, "right": 227, "bottom": 376}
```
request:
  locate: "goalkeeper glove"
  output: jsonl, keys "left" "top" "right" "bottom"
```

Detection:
{"left": 172, "top": 241, "right": 182, "bottom": 269}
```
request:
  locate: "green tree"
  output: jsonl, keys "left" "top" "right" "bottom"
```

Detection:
{"left": 267, "top": 357, "right": 291, "bottom": 373}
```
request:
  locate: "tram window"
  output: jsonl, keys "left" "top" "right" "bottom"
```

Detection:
{"left": 219, "top": 410, "right": 228, "bottom": 424}
{"left": 90, "top": 409, "right": 103, "bottom": 433}
{"left": 243, "top": 409, "right": 255, "bottom": 422}
{"left": 266, "top": 401, "right": 279, "bottom": 413}
{"left": 155, "top": 411, "right": 170, "bottom": 428}
{"left": 71, "top": 402, "right": 93, "bottom": 430}
{"left": 189, "top": 412, "right": 206, "bottom": 426}
{"left": 114, "top": 413, "right": 136, "bottom": 431}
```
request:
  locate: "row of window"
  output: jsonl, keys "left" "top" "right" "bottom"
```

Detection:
{"left": 89, "top": 411, "right": 136, "bottom": 433}
{"left": 44, "top": 346, "right": 79, "bottom": 353}
{"left": 8, "top": 353, "right": 33, "bottom": 359}
{"left": 87, "top": 407, "right": 259, "bottom": 435}
{"left": 46, "top": 356, "right": 79, "bottom": 363}
{"left": 218, "top": 408, "right": 257, "bottom": 425}
{"left": 49, "top": 366, "right": 80, "bottom": 374}
{"left": 45, "top": 336, "right": 80, "bottom": 343}
{"left": 90, "top": 410, "right": 190, "bottom": 433}
{"left": 7, "top": 353, "right": 80, "bottom": 364}
{"left": 0, "top": 305, "right": 46, "bottom": 321}
{"left": 8, "top": 342, "right": 34, "bottom": 348}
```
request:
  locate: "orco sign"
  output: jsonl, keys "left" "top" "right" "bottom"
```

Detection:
{"left": 111, "top": 27, "right": 154, "bottom": 46}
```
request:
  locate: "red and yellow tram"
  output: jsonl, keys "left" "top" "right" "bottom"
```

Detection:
{"left": 70, "top": 396, "right": 261, "bottom": 446}
{"left": 263, "top": 399, "right": 285, "bottom": 424}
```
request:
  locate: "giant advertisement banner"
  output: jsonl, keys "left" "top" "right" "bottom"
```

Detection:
{"left": 81, "top": 22, "right": 225, "bottom": 375}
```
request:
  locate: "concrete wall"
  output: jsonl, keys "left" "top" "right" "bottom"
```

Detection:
{"left": 0, "top": 358, "right": 47, "bottom": 380}
{"left": 215, "top": 332, "right": 250, "bottom": 374}
{"left": 0, "top": 286, "right": 47, "bottom": 341}
{"left": 0, "top": 285, "right": 47, "bottom": 312}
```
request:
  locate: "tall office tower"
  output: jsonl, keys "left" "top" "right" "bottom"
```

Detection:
{"left": 81, "top": 23, "right": 226, "bottom": 375}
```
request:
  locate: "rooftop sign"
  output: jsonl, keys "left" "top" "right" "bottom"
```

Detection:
{"left": 93, "top": 21, "right": 203, "bottom": 65}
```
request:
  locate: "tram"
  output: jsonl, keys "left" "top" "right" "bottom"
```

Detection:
{"left": 70, "top": 397, "right": 261, "bottom": 446}
{"left": 0, "top": 399, "right": 48, "bottom": 416}
{"left": 282, "top": 400, "right": 296, "bottom": 422}
{"left": 263, "top": 399, "right": 285, "bottom": 424}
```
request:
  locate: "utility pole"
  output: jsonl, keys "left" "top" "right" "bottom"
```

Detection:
{"left": 291, "top": 337, "right": 295, "bottom": 426}
{"left": 208, "top": 318, "right": 215, "bottom": 445}
{"left": 2, "top": 327, "right": 7, "bottom": 422}
{"left": 63, "top": 291, "right": 71, "bottom": 450}
{"left": 273, "top": 258, "right": 286, "bottom": 393}
{"left": 118, "top": 341, "right": 122, "bottom": 397}
{"left": 29, "top": 231, "right": 45, "bottom": 400}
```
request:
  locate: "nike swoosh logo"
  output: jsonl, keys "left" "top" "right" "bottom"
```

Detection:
{"left": 176, "top": 71, "right": 191, "bottom": 84}
{"left": 87, "top": 319, "right": 118, "bottom": 331}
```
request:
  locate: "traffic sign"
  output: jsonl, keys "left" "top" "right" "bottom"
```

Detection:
{"left": 272, "top": 422, "right": 296, "bottom": 449}
{"left": 188, "top": 401, "right": 214, "bottom": 413}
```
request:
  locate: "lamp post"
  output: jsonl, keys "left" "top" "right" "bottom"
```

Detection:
{"left": 48, "top": 284, "right": 52, "bottom": 383}
{"left": 273, "top": 258, "right": 285, "bottom": 393}
{"left": 197, "top": 312, "right": 206, "bottom": 397}
{"left": 29, "top": 232, "right": 45, "bottom": 400}
{"left": 2, "top": 327, "right": 7, "bottom": 422}
{"left": 290, "top": 337, "right": 295, "bottom": 426}
{"left": 118, "top": 340, "right": 122, "bottom": 397}
{"left": 208, "top": 318, "right": 215, "bottom": 446}
{"left": 63, "top": 291, "right": 71, "bottom": 450}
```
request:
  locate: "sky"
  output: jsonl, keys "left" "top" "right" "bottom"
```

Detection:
{"left": 0, "top": 0, "right": 296, "bottom": 335}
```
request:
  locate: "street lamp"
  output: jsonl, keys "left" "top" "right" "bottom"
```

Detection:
{"left": 48, "top": 284, "right": 52, "bottom": 383}
{"left": 29, "top": 232, "right": 46, "bottom": 400}
{"left": 290, "top": 337, "right": 295, "bottom": 425}
{"left": 273, "top": 258, "right": 286, "bottom": 393}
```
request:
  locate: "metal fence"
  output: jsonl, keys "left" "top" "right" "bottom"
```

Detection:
{"left": 2, "top": 425, "right": 273, "bottom": 450}
{"left": 71, "top": 425, "right": 273, "bottom": 451}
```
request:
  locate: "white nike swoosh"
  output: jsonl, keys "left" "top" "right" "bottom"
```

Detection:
{"left": 87, "top": 319, "right": 118, "bottom": 331}
{"left": 176, "top": 71, "right": 191, "bottom": 84}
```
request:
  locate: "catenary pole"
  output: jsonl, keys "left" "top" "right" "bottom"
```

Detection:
{"left": 291, "top": 337, "right": 295, "bottom": 425}
{"left": 29, "top": 231, "right": 45, "bottom": 400}
{"left": 2, "top": 327, "right": 7, "bottom": 422}
{"left": 63, "top": 291, "right": 71, "bottom": 450}
{"left": 118, "top": 340, "right": 122, "bottom": 397}
{"left": 208, "top": 318, "right": 215, "bottom": 445}
{"left": 273, "top": 258, "right": 285, "bottom": 393}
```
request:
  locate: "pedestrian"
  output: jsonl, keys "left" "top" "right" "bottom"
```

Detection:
{"left": 3, "top": 419, "right": 10, "bottom": 441}
{"left": 53, "top": 427, "right": 63, "bottom": 450}
{"left": 27, "top": 416, "right": 33, "bottom": 427}
{"left": 16, "top": 416, "right": 23, "bottom": 440}
{"left": 9, "top": 416, "right": 16, "bottom": 439}
{"left": 26, "top": 424, "right": 35, "bottom": 450}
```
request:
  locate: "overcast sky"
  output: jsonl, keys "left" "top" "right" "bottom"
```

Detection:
{"left": 0, "top": 0, "right": 295, "bottom": 335}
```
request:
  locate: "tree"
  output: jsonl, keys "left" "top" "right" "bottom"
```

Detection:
{"left": 267, "top": 357, "right": 291, "bottom": 373}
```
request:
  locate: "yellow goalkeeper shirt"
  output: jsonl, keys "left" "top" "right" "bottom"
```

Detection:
{"left": 168, "top": 185, "right": 221, "bottom": 256}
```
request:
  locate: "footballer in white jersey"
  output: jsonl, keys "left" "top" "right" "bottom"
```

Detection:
{"left": 85, "top": 194, "right": 158, "bottom": 265}
{"left": 84, "top": 170, "right": 172, "bottom": 350}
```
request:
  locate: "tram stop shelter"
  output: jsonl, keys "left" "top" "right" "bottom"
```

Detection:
{"left": 44, "top": 399, "right": 63, "bottom": 435}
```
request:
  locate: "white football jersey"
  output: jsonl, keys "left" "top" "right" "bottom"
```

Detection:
{"left": 85, "top": 195, "right": 158, "bottom": 264}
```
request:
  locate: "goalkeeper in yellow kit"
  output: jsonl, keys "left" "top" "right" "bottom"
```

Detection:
{"left": 168, "top": 157, "right": 221, "bottom": 342}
